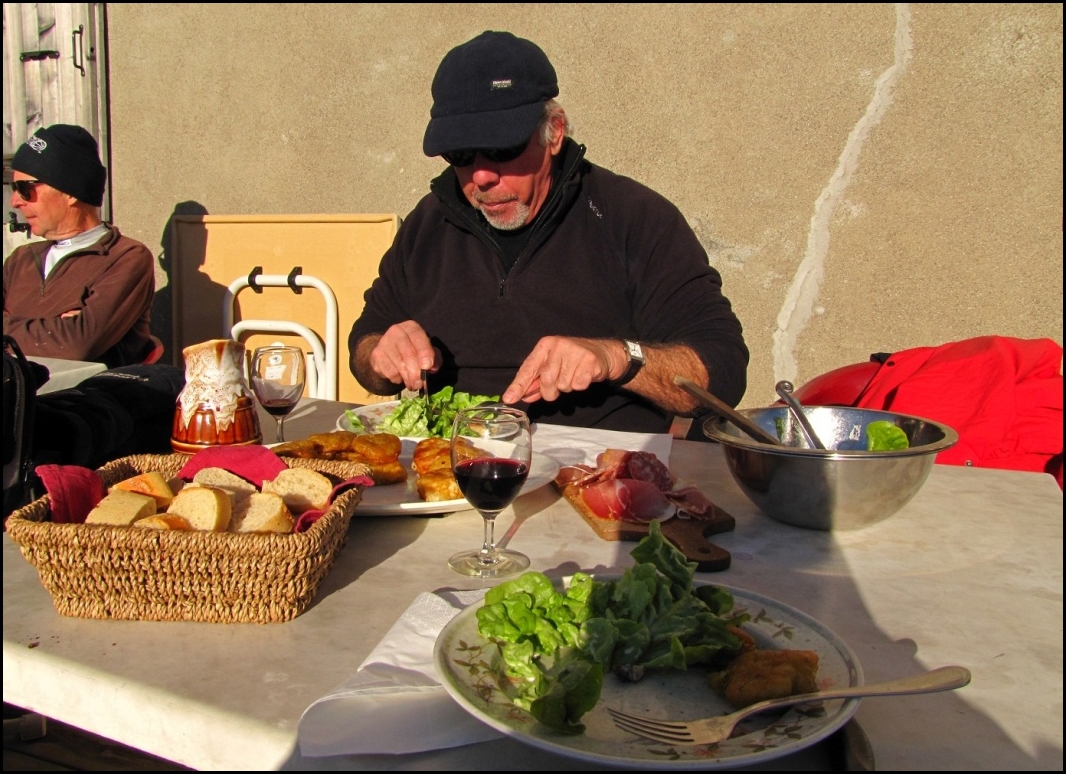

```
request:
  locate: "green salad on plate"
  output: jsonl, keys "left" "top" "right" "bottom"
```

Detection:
{"left": 473, "top": 521, "right": 749, "bottom": 734}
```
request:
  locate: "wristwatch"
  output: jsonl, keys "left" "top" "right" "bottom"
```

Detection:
{"left": 614, "top": 339, "right": 646, "bottom": 385}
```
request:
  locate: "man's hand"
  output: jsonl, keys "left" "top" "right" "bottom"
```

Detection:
{"left": 503, "top": 336, "right": 711, "bottom": 416}
{"left": 352, "top": 321, "right": 439, "bottom": 394}
{"left": 502, "top": 336, "right": 625, "bottom": 404}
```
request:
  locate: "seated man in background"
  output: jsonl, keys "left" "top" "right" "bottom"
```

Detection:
{"left": 4, "top": 124, "right": 155, "bottom": 368}
{"left": 350, "top": 31, "right": 748, "bottom": 433}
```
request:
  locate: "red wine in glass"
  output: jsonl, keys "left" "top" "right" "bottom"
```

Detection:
{"left": 448, "top": 405, "right": 532, "bottom": 578}
{"left": 453, "top": 458, "right": 529, "bottom": 512}
{"left": 261, "top": 395, "right": 301, "bottom": 418}
{"left": 250, "top": 345, "right": 306, "bottom": 442}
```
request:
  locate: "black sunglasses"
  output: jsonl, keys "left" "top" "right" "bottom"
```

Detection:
{"left": 442, "top": 138, "right": 530, "bottom": 168}
{"left": 9, "top": 180, "right": 43, "bottom": 200}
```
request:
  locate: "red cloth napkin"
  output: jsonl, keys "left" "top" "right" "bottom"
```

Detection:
{"left": 177, "top": 445, "right": 289, "bottom": 486}
{"left": 294, "top": 475, "right": 375, "bottom": 533}
{"left": 34, "top": 464, "right": 104, "bottom": 524}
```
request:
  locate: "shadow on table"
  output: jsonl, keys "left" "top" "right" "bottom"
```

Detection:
{"left": 526, "top": 471, "right": 1055, "bottom": 768}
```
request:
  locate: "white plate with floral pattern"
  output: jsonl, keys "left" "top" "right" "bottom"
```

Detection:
{"left": 434, "top": 581, "right": 862, "bottom": 769}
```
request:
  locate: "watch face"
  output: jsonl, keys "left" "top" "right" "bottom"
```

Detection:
{"left": 625, "top": 340, "right": 645, "bottom": 361}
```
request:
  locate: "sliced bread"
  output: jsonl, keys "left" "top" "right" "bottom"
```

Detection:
{"left": 229, "top": 492, "right": 295, "bottom": 534}
{"left": 166, "top": 485, "right": 232, "bottom": 531}
{"left": 191, "top": 467, "right": 257, "bottom": 503}
{"left": 85, "top": 489, "right": 159, "bottom": 526}
{"left": 261, "top": 468, "right": 333, "bottom": 515}
{"left": 134, "top": 514, "right": 193, "bottom": 531}
{"left": 111, "top": 471, "right": 175, "bottom": 508}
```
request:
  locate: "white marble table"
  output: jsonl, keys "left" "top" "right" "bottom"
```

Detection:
{"left": 3, "top": 399, "right": 1062, "bottom": 770}
{"left": 28, "top": 356, "right": 107, "bottom": 394}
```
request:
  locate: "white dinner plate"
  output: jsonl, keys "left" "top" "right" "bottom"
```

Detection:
{"left": 434, "top": 581, "right": 863, "bottom": 769}
{"left": 337, "top": 401, "right": 407, "bottom": 434}
{"left": 358, "top": 439, "right": 559, "bottom": 516}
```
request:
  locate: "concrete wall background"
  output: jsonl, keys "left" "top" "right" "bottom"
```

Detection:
{"left": 104, "top": 3, "right": 1062, "bottom": 408}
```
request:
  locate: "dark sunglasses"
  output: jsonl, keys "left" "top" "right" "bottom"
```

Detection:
{"left": 442, "top": 138, "right": 530, "bottom": 168}
{"left": 9, "top": 180, "right": 43, "bottom": 199}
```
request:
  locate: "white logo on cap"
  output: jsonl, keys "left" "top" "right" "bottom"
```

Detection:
{"left": 27, "top": 136, "right": 48, "bottom": 153}
{"left": 491, "top": 79, "right": 513, "bottom": 90}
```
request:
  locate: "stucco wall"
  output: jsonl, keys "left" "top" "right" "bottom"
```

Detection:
{"left": 104, "top": 3, "right": 1062, "bottom": 408}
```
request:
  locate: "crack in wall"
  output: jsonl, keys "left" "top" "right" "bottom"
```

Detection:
{"left": 772, "top": 3, "right": 914, "bottom": 384}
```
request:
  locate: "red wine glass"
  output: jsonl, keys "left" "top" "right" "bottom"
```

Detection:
{"left": 250, "top": 345, "right": 305, "bottom": 443}
{"left": 448, "top": 405, "right": 532, "bottom": 578}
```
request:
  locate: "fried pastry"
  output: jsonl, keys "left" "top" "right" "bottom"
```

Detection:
{"left": 708, "top": 648, "right": 819, "bottom": 708}
{"left": 273, "top": 431, "right": 406, "bottom": 486}
{"left": 411, "top": 437, "right": 483, "bottom": 501}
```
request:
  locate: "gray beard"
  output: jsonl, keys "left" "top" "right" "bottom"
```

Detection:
{"left": 478, "top": 201, "right": 531, "bottom": 231}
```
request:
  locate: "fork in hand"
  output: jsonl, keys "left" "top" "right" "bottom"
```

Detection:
{"left": 420, "top": 368, "right": 434, "bottom": 425}
{"left": 607, "top": 665, "right": 971, "bottom": 746}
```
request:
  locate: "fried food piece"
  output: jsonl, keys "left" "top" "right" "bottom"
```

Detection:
{"left": 411, "top": 437, "right": 484, "bottom": 501}
{"left": 362, "top": 460, "right": 408, "bottom": 486}
{"left": 411, "top": 437, "right": 449, "bottom": 474}
{"left": 709, "top": 649, "right": 820, "bottom": 708}
{"left": 412, "top": 437, "right": 480, "bottom": 474}
{"left": 270, "top": 439, "right": 319, "bottom": 459}
{"left": 273, "top": 431, "right": 405, "bottom": 486}
{"left": 416, "top": 471, "right": 463, "bottom": 502}
{"left": 343, "top": 433, "right": 403, "bottom": 465}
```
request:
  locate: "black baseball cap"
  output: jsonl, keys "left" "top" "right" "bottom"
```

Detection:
{"left": 422, "top": 31, "right": 559, "bottom": 157}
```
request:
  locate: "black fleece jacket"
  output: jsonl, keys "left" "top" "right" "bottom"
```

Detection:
{"left": 350, "top": 140, "right": 748, "bottom": 433}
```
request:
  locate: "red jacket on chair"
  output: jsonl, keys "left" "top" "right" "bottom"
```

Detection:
{"left": 850, "top": 337, "right": 1063, "bottom": 485}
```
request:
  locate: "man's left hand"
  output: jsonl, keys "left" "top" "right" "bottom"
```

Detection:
{"left": 502, "top": 336, "right": 626, "bottom": 404}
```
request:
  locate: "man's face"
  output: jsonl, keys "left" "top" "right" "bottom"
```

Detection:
{"left": 454, "top": 120, "right": 566, "bottom": 231}
{"left": 10, "top": 171, "right": 78, "bottom": 239}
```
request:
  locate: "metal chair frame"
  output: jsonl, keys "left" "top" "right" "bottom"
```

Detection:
{"left": 222, "top": 268, "right": 339, "bottom": 400}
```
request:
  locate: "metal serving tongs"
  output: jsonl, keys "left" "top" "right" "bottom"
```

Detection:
{"left": 775, "top": 380, "right": 826, "bottom": 450}
{"left": 673, "top": 375, "right": 784, "bottom": 446}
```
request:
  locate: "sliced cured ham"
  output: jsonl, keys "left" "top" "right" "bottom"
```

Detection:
{"left": 564, "top": 448, "right": 715, "bottom": 521}
{"left": 665, "top": 485, "right": 715, "bottom": 517}
{"left": 581, "top": 478, "right": 674, "bottom": 522}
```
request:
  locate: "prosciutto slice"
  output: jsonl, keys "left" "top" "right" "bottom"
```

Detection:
{"left": 567, "top": 448, "right": 715, "bottom": 521}
{"left": 581, "top": 479, "right": 674, "bottom": 522}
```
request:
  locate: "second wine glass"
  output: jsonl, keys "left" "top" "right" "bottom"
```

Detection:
{"left": 448, "top": 405, "right": 532, "bottom": 578}
{"left": 250, "top": 345, "right": 306, "bottom": 443}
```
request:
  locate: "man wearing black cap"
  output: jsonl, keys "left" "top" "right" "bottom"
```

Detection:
{"left": 4, "top": 124, "right": 155, "bottom": 368}
{"left": 350, "top": 31, "right": 748, "bottom": 433}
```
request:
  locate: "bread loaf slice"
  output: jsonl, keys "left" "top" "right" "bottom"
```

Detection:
{"left": 166, "top": 485, "right": 232, "bottom": 531}
{"left": 229, "top": 492, "right": 295, "bottom": 534}
{"left": 261, "top": 468, "right": 333, "bottom": 515}
{"left": 85, "top": 489, "right": 159, "bottom": 526}
{"left": 191, "top": 467, "right": 257, "bottom": 503}
{"left": 134, "top": 514, "right": 193, "bottom": 531}
{"left": 111, "top": 471, "right": 175, "bottom": 508}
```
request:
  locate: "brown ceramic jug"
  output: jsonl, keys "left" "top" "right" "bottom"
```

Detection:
{"left": 171, "top": 339, "right": 262, "bottom": 453}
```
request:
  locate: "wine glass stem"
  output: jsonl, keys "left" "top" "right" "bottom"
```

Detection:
{"left": 276, "top": 417, "right": 285, "bottom": 443}
{"left": 479, "top": 513, "right": 500, "bottom": 565}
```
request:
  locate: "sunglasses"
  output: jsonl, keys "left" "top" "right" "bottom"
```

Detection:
{"left": 442, "top": 139, "right": 530, "bottom": 168}
{"left": 9, "top": 180, "right": 43, "bottom": 200}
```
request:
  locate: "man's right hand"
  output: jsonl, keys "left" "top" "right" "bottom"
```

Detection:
{"left": 354, "top": 321, "right": 439, "bottom": 393}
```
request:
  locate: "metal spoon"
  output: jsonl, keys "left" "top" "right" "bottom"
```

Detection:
{"left": 775, "top": 380, "right": 826, "bottom": 450}
{"left": 674, "top": 376, "right": 784, "bottom": 446}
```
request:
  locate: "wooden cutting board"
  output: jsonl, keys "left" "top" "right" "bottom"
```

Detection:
{"left": 554, "top": 478, "right": 736, "bottom": 572}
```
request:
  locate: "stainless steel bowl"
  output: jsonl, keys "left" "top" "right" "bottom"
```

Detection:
{"left": 702, "top": 406, "right": 959, "bottom": 530}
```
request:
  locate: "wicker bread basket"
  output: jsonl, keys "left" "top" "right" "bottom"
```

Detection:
{"left": 6, "top": 453, "right": 368, "bottom": 623}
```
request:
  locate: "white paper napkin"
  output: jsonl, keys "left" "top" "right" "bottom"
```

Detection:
{"left": 532, "top": 422, "right": 674, "bottom": 468}
{"left": 297, "top": 588, "right": 500, "bottom": 757}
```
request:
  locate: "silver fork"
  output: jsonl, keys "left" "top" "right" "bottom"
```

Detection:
{"left": 607, "top": 665, "right": 971, "bottom": 746}
{"left": 420, "top": 368, "right": 434, "bottom": 425}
